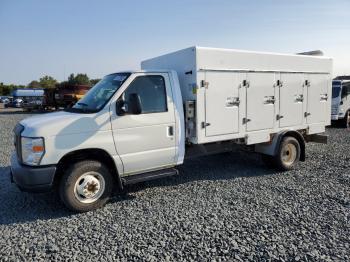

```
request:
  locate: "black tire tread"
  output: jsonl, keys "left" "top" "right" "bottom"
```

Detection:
{"left": 59, "top": 160, "right": 114, "bottom": 212}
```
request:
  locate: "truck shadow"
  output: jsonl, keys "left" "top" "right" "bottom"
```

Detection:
{"left": 120, "top": 151, "right": 277, "bottom": 195}
{"left": 0, "top": 152, "right": 278, "bottom": 225}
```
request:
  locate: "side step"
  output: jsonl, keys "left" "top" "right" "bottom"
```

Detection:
{"left": 121, "top": 168, "right": 179, "bottom": 185}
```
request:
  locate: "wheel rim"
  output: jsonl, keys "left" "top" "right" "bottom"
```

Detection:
{"left": 73, "top": 172, "right": 105, "bottom": 204}
{"left": 281, "top": 143, "right": 297, "bottom": 166}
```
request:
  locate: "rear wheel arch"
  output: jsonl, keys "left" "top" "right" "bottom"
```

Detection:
{"left": 55, "top": 148, "right": 123, "bottom": 190}
{"left": 275, "top": 130, "right": 305, "bottom": 162}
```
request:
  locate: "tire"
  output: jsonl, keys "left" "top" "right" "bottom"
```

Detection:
{"left": 59, "top": 160, "right": 114, "bottom": 212}
{"left": 341, "top": 111, "right": 350, "bottom": 128}
{"left": 274, "top": 136, "right": 301, "bottom": 171}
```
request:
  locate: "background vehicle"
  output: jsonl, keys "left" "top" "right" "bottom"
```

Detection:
{"left": 331, "top": 80, "right": 350, "bottom": 127}
{"left": 7, "top": 88, "right": 45, "bottom": 110}
{"left": 11, "top": 46, "right": 332, "bottom": 212}
{"left": 54, "top": 84, "right": 91, "bottom": 108}
{"left": 0, "top": 96, "right": 10, "bottom": 104}
{"left": 42, "top": 84, "right": 91, "bottom": 109}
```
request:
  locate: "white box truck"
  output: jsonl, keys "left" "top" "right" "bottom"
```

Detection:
{"left": 11, "top": 46, "right": 332, "bottom": 212}
{"left": 331, "top": 80, "right": 350, "bottom": 127}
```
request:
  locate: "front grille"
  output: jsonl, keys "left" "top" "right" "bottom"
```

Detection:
{"left": 13, "top": 123, "right": 24, "bottom": 163}
{"left": 331, "top": 105, "right": 339, "bottom": 115}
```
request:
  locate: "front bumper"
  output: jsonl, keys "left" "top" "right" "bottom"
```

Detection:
{"left": 10, "top": 153, "right": 56, "bottom": 192}
{"left": 331, "top": 115, "right": 339, "bottom": 121}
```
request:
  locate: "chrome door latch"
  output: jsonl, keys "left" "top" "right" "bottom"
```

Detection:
{"left": 226, "top": 97, "right": 240, "bottom": 107}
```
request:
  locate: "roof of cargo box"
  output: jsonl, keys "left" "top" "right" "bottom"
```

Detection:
{"left": 12, "top": 88, "right": 44, "bottom": 97}
{"left": 142, "top": 46, "right": 332, "bottom": 74}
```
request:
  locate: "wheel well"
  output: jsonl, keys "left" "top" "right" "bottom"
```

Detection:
{"left": 280, "top": 131, "right": 306, "bottom": 161}
{"left": 54, "top": 149, "right": 123, "bottom": 189}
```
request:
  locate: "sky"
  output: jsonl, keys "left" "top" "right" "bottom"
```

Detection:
{"left": 0, "top": 0, "right": 350, "bottom": 85}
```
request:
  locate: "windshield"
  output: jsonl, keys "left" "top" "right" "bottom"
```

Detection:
{"left": 67, "top": 73, "right": 131, "bottom": 113}
{"left": 332, "top": 84, "right": 341, "bottom": 99}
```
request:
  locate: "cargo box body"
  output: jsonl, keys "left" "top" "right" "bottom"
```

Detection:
{"left": 142, "top": 46, "right": 332, "bottom": 145}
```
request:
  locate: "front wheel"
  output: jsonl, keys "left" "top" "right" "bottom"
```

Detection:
{"left": 342, "top": 111, "right": 350, "bottom": 128}
{"left": 59, "top": 160, "right": 114, "bottom": 212}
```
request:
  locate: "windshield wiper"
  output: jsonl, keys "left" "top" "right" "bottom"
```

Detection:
{"left": 77, "top": 102, "right": 89, "bottom": 107}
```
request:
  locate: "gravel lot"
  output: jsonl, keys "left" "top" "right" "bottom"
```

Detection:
{"left": 0, "top": 108, "right": 349, "bottom": 261}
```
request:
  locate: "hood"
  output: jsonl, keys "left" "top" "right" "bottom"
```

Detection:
{"left": 20, "top": 111, "right": 111, "bottom": 137}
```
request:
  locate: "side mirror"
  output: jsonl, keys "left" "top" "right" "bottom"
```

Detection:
{"left": 116, "top": 99, "right": 127, "bottom": 116}
{"left": 128, "top": 93, "right": 142, "bottom": 114}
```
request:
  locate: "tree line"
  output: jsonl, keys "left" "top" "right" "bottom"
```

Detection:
{"left": 0, "top": 73, "right": 101, "bottom": 96}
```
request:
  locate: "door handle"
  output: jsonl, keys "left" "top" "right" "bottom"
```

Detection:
{"left": 167, "top": 126, "right": 174, "bottom": 136}
{"left": 295, "top": 94, "right": 304, "bottom": 103}
{"left": 320, "top": 94, "right": 328, "bottom": 101}
{"left": 226, "top": 97, "right": 240, "bottom": 107}
{"left": 264, "top": 96, "right": 275, "bottom": 104}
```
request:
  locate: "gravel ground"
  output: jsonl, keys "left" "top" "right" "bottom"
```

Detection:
{"left": 0, "top": 109, "right": 349, "bottom": 261}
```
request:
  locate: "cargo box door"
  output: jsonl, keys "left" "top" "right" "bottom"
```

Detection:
{"left": 204, "top": 72, "right": 240, "bottom": 136}
{"left": 279, "top": 73, "right": 304, "bottom": 127}
{"left": 246, "top": 73, "right": 275, "bottom": 131}
{"left": 306, "top": 74, "right": 329, "bottom": 124}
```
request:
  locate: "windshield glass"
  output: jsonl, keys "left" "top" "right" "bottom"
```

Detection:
{"left": 332, "top": 84, "right": 341, "bottom": 99}
{"left": 67, "top": 73, "right": 131, "bottom": 113}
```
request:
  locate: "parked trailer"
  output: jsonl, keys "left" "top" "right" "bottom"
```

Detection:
{"left": 10, "top": 88, "right": 44, "bottom": 110}
{"left": 10, "top": 46, "right": 332, "bottom": 212}
{"left": 331, "top": 80, "right": 350, "bottom": 127}
{"left": 54, "top": 84, "right": 91, "bottom": 108}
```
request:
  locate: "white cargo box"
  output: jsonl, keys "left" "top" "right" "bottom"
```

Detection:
{"left": 142, "top": 46, "right": 332, "bottom": 145}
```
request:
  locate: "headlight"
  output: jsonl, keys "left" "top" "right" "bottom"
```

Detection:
{"left": 21, "top": 137, "right": 45, "bottom": 165}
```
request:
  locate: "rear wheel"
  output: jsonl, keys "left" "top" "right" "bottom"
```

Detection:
{"left": 275, "top": 136, "right": 300, "bottom": 171}
{"left": 59, "top": 160, "right": 114, "bottom": 212}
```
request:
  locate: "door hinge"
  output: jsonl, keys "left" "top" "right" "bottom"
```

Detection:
{"left": 243, "top": 118, "right": 251, "bottom": 124}
{"left": 276, "top": 80, "right": 283, "bottom": 87}
{"left": 242, "top": 80, "right": 250, "bottom": 88}
{"left": 304, "top": 112, "right": 311, "bottom": 117}
{"left": 201, "top": 122, "right": 210, "bottom": 128}
{"left": 276, "top": 114, "right": 284, "bottom": 120}
{"left": 201, "top": 80, "right": 209, "bottom": 88}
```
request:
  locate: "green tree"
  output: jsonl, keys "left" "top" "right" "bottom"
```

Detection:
{"left": 68, "top": 73, "right": 90, "bottom": 85}
{"left": 90, "top": 78, "right": 101, "bottom": 85}
{"left": 39, "top": 75, "right": 57, "bottom": 89}
{"left": 28, "top": 80, "right": 41, "bottom": 88}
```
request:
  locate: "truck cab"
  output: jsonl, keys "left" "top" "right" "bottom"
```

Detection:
{"left": 11, "top": 70, "right": 184, "bottom": 212}
{"left": 331, "top": 80, "right": 350, "bottom": 127}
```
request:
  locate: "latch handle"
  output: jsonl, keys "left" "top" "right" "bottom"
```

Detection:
{"left": 201, "top": 122, "right": 211, "bottom": 128}
{"left": 320, "top": 94, "right": 328, "bottom": 101}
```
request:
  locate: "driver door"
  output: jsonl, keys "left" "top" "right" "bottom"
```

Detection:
{"left": 110, "top": 73, "right": 176, "bottom": 175}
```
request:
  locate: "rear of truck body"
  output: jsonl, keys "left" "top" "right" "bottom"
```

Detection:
{"left": 11, "top": 46, "right": 332, "bottom": 212}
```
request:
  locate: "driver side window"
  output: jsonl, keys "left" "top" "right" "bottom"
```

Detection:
{"left": 124, "top": 75, "right": 168, "bottom": 114}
